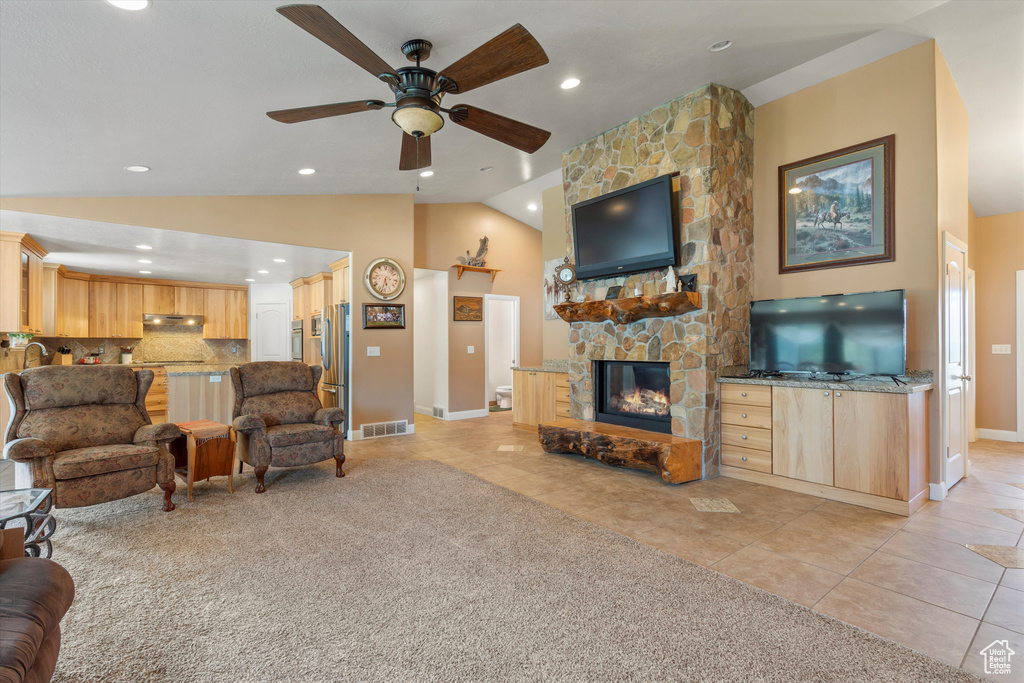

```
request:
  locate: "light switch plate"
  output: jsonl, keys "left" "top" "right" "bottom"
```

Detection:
{"left": 367, "top": 346, "right": 380, "bottom": 357}
{"left": 992, "top": 344, "right": 1012, "bottom": 355}
{"left": 467, "top": 346, "right": 475, "bottom": 354}
{"left": 209, "top": 375, "right": 222, "bottom": 383}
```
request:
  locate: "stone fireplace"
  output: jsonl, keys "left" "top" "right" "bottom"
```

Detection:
{"left": 560, "top": 83, "right": 755, "bottom": 479}
{"left": 594, "top": 360, "right": 672, "bottom": 433}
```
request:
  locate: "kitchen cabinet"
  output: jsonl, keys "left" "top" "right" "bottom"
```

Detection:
{"left": 59, "top": 276, "right": 90, "bottom": 337}
{"left": 771, "top": 386, "right": 834, "bottom": 485}
{"left": 720, "top": 384, "right": 773, "bottom": 474}
{"left": 330, "top": 257, "right": 350, "bottom": 304}
{"left": 168, "top": 373, "right": 235, "bottom": 425}
{"left": 133, "top": 365, "right": 169, "bottom": 423}
{"left": 203, "top": 288, "right": 248, "bottom": 339}
{"left": 89, "top": 282, "right": 143, "bottom": 338}
{"left": 175, "top": 287, "right": 204, "bottom": 316}
{"left": 0, "top": 232, "right": 46, "bottom": 334}
{"left": 42, "top": 264, "right": 60, "bottom": 337}
{"left": 512, "top": 370, "right": 567, "bottom": 427}
{"left": 291, "top": 280, "right": 307, "bottom": 321}
{"left": 143, "top": 285, "right": 204, "bottom": 317}
{"left": 307, "top": 273, "right": 332, "bottom": 316}
{"left": 143, "top": 285, "right": 175, "bottom": 315}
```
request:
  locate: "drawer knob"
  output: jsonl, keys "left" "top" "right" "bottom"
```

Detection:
{"left": 741, "top": 435, "right": 748, "bottom": 440}
{"left": 741, "top": 392, "right": 747, "bottom": 397}
{"left": 741, "top": 413, "right": 747, "bottom": 418}
{"left": 742, "top": 456, "right": 748, "bottom": 461}
{"left": 824, "top": 391, "right": 829, "bottom": 396}
{"left": 835, "top": 392, "right": 842, "bottom": 397}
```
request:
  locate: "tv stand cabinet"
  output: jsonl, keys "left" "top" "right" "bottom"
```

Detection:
{"left": 718, "top": 377, "right": 932, "bottom": 516}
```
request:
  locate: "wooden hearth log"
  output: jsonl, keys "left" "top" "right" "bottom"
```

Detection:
{"left": 553, "top": 291, "right": 700, "bottom": 324}
{"left": 538, "top": 418, "right": 701, "bottom": 484}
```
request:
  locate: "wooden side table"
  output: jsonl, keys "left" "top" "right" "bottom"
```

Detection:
{"left": 171, "top": 420, "right": 235, "bottom": 501}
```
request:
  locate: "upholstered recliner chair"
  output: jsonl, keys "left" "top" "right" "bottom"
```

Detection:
{"left": 3, "top": 365, "right": 180, "bottom": 511}
{"left": 230, "top": 362, "right": 345, "bottom": 493}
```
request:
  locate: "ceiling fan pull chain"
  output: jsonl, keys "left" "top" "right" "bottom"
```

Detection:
{"left": 416, "top": 133, "right": 421, "bottom": 192}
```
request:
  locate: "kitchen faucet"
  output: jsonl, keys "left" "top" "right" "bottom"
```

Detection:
{"left": 23, "top": 341, "right": 49, "bottom": 369}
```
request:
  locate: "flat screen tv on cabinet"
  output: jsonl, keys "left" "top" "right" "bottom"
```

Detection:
{"left": 749, "top": 289, "right": 906, "bottom": 376}
{"left": 571, "top": 174, "right": 676, "bottom": 280}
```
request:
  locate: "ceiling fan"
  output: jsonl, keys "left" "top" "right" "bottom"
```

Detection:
{"left": 267, "top": 4, "right": 552, "bottom": 171}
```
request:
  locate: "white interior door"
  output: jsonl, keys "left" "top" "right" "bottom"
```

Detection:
{"left": 943, "top": 232, "right": 969, "bottom": 488}
{"left": 254, "top": 301, "right": 289, "bottom": 362}
{"left": 484, "top": 295, "right": 520, "bottom": 409}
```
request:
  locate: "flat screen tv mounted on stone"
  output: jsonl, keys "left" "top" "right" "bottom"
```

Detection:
{"left": 570, "top": 174, "right": 676, "bottom": 281}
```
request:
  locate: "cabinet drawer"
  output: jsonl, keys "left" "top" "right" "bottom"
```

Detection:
{"left": 721, "top": 424, "right": 772, "bottom": 452}
{"left": 555, "top": 401, "right": 571, "bottom": 417}
{"left": 554, "top": 373, "right": 569, "bottom": 389}
{"left": 720, "top": 383, "right": 771, "bottom": 407}
{"left": 554, "top": 386, "right": 570, "bottom": 403}
{"left": 721, "top": 403, "right": 771, "bottom": 429}
{"left": 722, "top": 444, "right": 772, "bottom": 474}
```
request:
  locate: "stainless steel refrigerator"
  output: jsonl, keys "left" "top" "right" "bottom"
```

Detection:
{"left": 320, "top": 303, "right": 349, "bottom": 429}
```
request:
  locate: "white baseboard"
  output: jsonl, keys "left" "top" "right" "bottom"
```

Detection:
{"left": 929, "top": 481, "right": 948, "bottom": 501}
{"left": 976, "top": 428, "right": 1019, "bottom": 442}
{"left": 414, "top": 405, "right": 433, "bottom": 417}
{"left": 446, "top": 408, "right": 489, "bottom": 421}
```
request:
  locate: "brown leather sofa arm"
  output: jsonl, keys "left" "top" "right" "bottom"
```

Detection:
{"left": 314, "top": 407, "right": 346, "bottom": 429}
{"left": 3, "top": 438, "right": 54, "bottom": 462}
{"left": 134, "top": 422, "right": 181, "bottom": 444}
{"left": 233, "top": 414, "right": 266, "bottom": 434}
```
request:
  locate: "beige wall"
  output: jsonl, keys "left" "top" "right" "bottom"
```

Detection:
{"left": 414, "top": 203, "right": 543, "bottom": 413}
{"left": 0, "top": 195, "right": 415, "bottom": 433}
{"left": 752, "top": 40, "right": 967, "bottom": 484}
{"left": 972, "top": 210, "right": 1024, "bottom": 433}
{"left": 541, "top": 185, "right": 569, "bottom": 361}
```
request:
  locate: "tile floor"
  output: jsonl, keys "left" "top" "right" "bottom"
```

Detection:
{"left": 345, "top": 413, "right": 1024, "bottom": 680}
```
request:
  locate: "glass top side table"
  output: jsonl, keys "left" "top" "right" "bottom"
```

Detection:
{"left": 0, "top": 488, "right": 56, "bottom": 558}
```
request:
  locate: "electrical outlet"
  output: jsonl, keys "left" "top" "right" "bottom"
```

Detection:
{"left": 230, "top": 344, "right": 238, "bottom": 354}
{"left": 992, "top": 344, "right": 1012, "bottom": 355}
{"left": 467, "top": 346, "right": 475, "bottom": 354}
{"left": 209, "top": 375, "right": 222, "bottom": 383}
{"left": 367, "top": 346, "right": 380, "bottom": 357}
{"left": 97, "top": 346, "right": 105, "bottom": 354}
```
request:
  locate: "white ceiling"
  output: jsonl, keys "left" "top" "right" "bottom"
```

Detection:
{"left": 0, "top": 0, "right": 1019, "bottom": 220}
{"left": 0, "top": 209, "right": 347, "bottom": 285}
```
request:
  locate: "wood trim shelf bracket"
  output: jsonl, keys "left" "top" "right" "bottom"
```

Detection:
{"left": 452, "top": 265, "right": 501, "bottom": 282}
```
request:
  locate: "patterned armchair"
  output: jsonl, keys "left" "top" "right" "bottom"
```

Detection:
{"left": 3, "top": 365, "right": 180, "bottom": 511}
{"left": 230, "top": 362, "right": 345, "bottom": 493}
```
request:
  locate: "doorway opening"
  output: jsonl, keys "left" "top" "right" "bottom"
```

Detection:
{"left": 484, "top": 294, "right": 520, "bottom": 415}
{"left": 413, "top": 269, "right": 449, "bottom": 419}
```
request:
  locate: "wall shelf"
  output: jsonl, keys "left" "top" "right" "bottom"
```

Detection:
{"left": 452, "top": 265, "right": 501, "bottom": 282}
{"left": 553, "top": 291, "right": 701, "bottom": 324}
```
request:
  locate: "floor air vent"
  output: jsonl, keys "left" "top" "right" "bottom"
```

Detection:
{"left": 360, "top": 420, "right": 409, "bottom": 439}
{"left": 432, "top": 407, "right": 445, "bottom": 419}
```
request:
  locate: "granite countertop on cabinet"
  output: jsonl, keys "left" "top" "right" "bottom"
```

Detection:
{"left": 512, "top": 360, "right": 570, "bottom": 373}
{"left": 131, "top": 362, "right": 237, "bottom": 376}
{"left": 718, "top": 372, "right": 932, "bottom": 395}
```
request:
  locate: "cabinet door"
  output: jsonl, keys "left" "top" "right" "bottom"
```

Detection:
{"left": 772, "top": 386, "right": 834, "bottom": 485}
{"left": 42, "top": 266, "right": 59, "bottom": 337}
{"left": 512, "top": 370, "right": 536, "bottom": 425}
{"left": 292, "top": 285, "right": 306, "bottom": 320}
{"left": 174, "top": 287, "right": 204, "bottom": 316}
{"left": 226, "top": 290, "right": 248, "bottom": 339}
{"left": 535, "top": 371, "right": 557, "bottom": 424}
{"left": 116, "top": 284, "right": 144, "bottom": 338}
{"left": 203, "top": 289, "right": 227, "bottom": 339}
{"left": 89, "top": 281, "right": 118, "bottom": 338}
{"left": 61, "top": 278, "right": 91, "bottom": 337}
{"left": 308, "top": 282, "right": 323, "bottom": 315}
{"left": 340, "top": 266, "right": 350, "bottom": 303}
{"left": 23, "top": 249, "right": 43, "bottom": 333}
{"left": 834, "top": 391, "right": 909, "bottom": 500}
{"left": 143, "top": 285, "right": 175, "bottom": 315}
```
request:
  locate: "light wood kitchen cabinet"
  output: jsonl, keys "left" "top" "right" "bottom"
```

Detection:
{"left": 133, "top": 365, "right": 169, "bottom": 423}
{"left": 174, "top": 287, "right": 204, "bottom": 316}
{"left": 0, "top": 232, "right": 46, "bottom": 334}
{"left": 307, "top": 273, "right": 332, "bottom": 316}
{"left": 720, "top": 384, "right": 773, "bottom": 474}
{"left": 42, "top": 264, "right": 60, "bottom": 337}
{"left": 291, "top": 280, "right": 307, "bottom": 321}
{"left": 143, "top": 285, "right": 175, "bottom": 315}
{"left": 330, "top": 257, "right": 350, "bottom": 304}
{"left": 89, "top": 282, "right": 143, "bottom": 338}
{"left": 203, "top": 288, "right": 248, "bottom": 339}
{"left": 512, "top": 370, "right": 567, "bottom": 428}
{"left": 772, "top": 386, "right": 834, "bottom": 485}
{"left": 59, "top": 276, "right": 90, "bottom": 337}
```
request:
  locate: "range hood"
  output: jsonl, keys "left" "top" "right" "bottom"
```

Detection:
{"left": 143, "top": 314, "right": 205, "bottom": 326}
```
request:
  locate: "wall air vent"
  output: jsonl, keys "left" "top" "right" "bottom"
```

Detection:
{"left": 432, "top": 407, "right": 445, "bottom": 419}
{"left": 360, "top": 420, "right": 409, "bottom": 439}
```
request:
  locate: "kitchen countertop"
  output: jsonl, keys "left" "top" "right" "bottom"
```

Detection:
{"left": 131, "top": 362, "right": 236, "bottom": 376}
{"left": 512, "top": 360, "right": 569, "bottom": 373}
{"left": 718, "top": 373, "right": 932, "bottom": 395}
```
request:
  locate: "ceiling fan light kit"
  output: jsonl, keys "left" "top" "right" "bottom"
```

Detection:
{"left": 267, "top": 4, "right": 552, "bottom": 171}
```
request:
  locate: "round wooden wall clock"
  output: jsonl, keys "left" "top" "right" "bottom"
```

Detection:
{"left": 364, "top": 257, "right": 406, "bottom": 301}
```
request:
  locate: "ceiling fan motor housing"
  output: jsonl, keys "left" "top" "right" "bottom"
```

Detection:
{"left": 390, "top": 66, "right": 445, "bottom": 136}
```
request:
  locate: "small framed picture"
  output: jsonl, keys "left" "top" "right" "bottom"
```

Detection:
{"left": 363, "top": 304, "right": 405, "bottom": 329}
{"left": 453, "top": 296, "right": 483, "bottom": 321}
{"left": 605, "top": 286, "right": 623, "bottom": 300}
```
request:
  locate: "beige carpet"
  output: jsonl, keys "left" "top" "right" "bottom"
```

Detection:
{"left": 49, "top": 460, "right": 977, "bottom": 682}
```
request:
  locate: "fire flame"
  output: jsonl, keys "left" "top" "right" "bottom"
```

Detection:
{"left": 617, "top": 387, "right": 670, "bottom": 416}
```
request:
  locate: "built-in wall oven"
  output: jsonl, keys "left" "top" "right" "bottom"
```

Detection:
{"left": 291, "top": 319, "right": 303, "bottom": 361}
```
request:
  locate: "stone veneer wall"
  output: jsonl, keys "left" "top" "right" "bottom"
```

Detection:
{"left": 561, "top": 84, "right": 754, "bottom": 478}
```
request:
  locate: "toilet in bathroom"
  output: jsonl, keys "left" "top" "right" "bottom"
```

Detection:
{"left": 495, "top": 385, "right": 513, "bottom": 409}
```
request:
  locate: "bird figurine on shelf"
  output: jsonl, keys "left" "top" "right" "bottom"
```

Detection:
{"left": 456, "top": 236, "right": 489, "bottom": 267}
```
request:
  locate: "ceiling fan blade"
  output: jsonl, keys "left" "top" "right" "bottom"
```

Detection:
{"left": 448, "top": 105, "right": 550, "bottom": 154}
{"left": 437, "top": 24, "right": 548, "bottom": 94}
{"left": 267, "top": 99, "right": 385, "bottom": 124}
{"left": 399, "top": 133, "right": 432, "bottom": 171}
{"left": 277, "top": 4, "right": 394, "bottom": 79}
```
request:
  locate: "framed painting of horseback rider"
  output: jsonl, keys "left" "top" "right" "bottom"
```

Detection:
{"left": 778, "top": 134, "right": 894, "bottom": 273}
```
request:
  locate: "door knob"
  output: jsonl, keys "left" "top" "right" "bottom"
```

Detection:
{"left": 960, "top": 375, "right": 972, "bottom": 381}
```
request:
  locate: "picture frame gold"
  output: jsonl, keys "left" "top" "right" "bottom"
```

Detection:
{"left": 453, "top": 296, "right": 483, "bottom": 321}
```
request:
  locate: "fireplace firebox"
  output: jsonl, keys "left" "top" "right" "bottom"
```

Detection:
{"left": 594, "top": 360, "right": 672, "bottom": 434}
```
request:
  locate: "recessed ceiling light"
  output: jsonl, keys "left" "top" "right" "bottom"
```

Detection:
{"left": 245, "top": 278, "right": 255, "bottom": 282}
{"left": 273, "top": 258, "right": 286, "bottom": 263}
{"left": 708, "top": 40, "right": 732, "bottom": 52}
{"left": 136, "top": 244, "right": 152, "bottom": 250}
{"left": 560, "top": 77, "right": 580, "bottom": 89}
{"left": 258, "top": 270, "right": 269, "bottom": 274}
{"left": 527, "top": 203, "right": 538, "bottom": 211}
{"left": 298, "top": 168, "right": 316, "bottom": 175}
{"left": 107, "top": 0, "right": 150, "bottom": 9}
{"left": 480, "top": 166, "right": 493, "bottom": 172}
{"left": 138, "top": 270, "right": 151, "bottom": 274}
{"left": 419, "top": 170, "right": 434, "bottom": 177}
{"left": 138, "top": 259, "right": 152, "bottom": 264}
{"left": 124, "top": 165, "right": 150, "bottom": 172}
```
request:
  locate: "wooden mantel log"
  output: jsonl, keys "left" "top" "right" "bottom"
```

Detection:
{"left": 538, "top": 418, "right": 702, "bottom": 484}
{"left": 553, "top": 291, "right": 700, "bottom": 324}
